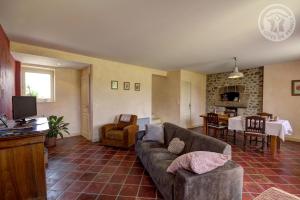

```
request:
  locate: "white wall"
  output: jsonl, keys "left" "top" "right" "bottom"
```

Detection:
{"left": 36, "top": 68, "right": 81, "bottom": 137}
{"left": 263, "top": 61, "right": 300, "bottom": 141}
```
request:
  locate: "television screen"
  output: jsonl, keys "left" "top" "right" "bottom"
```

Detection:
{"left": 12, "top": 96, "right": 37, "bottom": 120}
{"left": 221, "top": 92, "right": 240, "bottom": 101}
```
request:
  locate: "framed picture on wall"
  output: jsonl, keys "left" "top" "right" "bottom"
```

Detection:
{"left": 134, "top": 83, "right": 141, "bottom": 91}
{"left": 111, "top": 80, "right": 118, "bottom": 90}
{"left": 292, "top": 80, "right": 300, "bottom": 96}
{"left": 123, "top": 82, "right": 130, "bottom": 90}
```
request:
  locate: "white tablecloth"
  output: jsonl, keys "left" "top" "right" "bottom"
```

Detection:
{"left": 228, "top": 116, "right": 293, "bottom": 141}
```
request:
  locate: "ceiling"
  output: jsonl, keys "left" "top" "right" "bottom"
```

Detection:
{"left": 12, "top": 52, "right": 89, "bottom": 69}
{"left": 1, "top": 0, "right": 300, "bottom": 74}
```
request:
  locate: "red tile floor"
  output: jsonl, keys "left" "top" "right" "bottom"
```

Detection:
{"left": 47, "top": 131, "right": 300, "bottom": 200}
{"left": 47, "top": 136, "right": 162, "bottom": 200}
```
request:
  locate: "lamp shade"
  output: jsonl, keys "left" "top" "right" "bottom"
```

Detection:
{"left": 228, "top": 58, "right": 244, "bottom": 79}
{"left": 228, "top": 71, "right": 244, "bottom": 79}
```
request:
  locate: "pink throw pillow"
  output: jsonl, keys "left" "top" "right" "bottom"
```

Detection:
{"left": 167, "top": 151, "right": 229, "bottom": 174}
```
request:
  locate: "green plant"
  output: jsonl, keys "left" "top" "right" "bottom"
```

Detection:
{"left": 26, "top": 85, "right": 39, "bottom": 97}
{"left": 47, "top": 115, "right": 70, "bottom": 138}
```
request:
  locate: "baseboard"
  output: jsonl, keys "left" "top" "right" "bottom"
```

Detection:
{"left": 286, "top": 136, "right": 300, "bottom": 142}
{"left": 64, "top": 133, "right": 80, "bottom": 137}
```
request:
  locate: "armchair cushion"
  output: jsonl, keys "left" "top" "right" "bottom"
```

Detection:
{"left": 102, "top": 123, "right": 116, "bottom": 133}
{"left": 120, "top": 114, "right": 132, "bottom": 122}
{"left": 105, "top": 130, "right": 124, "bottom": 141}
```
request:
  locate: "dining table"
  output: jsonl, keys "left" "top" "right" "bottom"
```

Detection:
{"left": 229, "top": 116, "right": 293, "bottom": 156}
{"left": 200, "top": 114, "right": 293, "bottom": 157}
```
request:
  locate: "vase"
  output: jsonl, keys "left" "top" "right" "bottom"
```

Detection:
{"left": 45, "top": 136, "right": 56, "bottom": 147}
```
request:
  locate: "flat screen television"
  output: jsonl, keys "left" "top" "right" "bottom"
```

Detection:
{"left": 221, "top": 92, "right": 240, "bottom": 101}
{"left": 12, "top": 96, "right": 37, "bottom": 123}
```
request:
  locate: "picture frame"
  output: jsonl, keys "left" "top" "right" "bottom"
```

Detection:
{"left": 111, "top": 80, "right": 118, "bottom": 90}
{"left": 134, "top": 83, "right": 141, "bottom": 91}
{"left": 291, "top": 80, "right": 300, "bottom": 96}
{"left": 123, "top": 82, "right": 130, "bottom": 90}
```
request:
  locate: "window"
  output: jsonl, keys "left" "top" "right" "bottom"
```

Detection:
{"left": 21, "top": 66, "right": 55, "bottom": 102}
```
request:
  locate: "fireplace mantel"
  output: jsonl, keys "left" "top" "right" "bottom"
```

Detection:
{"left": 214, "top": 85, "right": 249, "bottom": 108}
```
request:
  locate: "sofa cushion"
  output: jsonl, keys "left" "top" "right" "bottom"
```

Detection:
{"left": 168, "top": 138, "right": 185, "bottom": 154}
{"left": 167, "top": 151, "right": 229, "bottom": 175}
{"left": 136, "top": 141, "right": 165, "bottom": 161}
{"left": 164, "top": 122, "right": 178, "bottom": 145}
{"left": 149, "top": 148, "right": 178, "bottom": 161}
{"left": 105, "top": 130, "right": 124, "bottom": 140}
{"left": 140, "top": 141, "right": 165, "bottom": 151}
{"left": 189, "top": 132, "right": 232, "bottom": 159}
{"left": 143, "top": 124, "right": 164, "bottom": 143}
{"left": 163, "top": 123, "right": 194, "bottom": 154}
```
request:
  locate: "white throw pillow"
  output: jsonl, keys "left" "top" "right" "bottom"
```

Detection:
{"left": 143, "top": 124, "right": 164, "bottom": 144}
{"left": 168, "top": 138, "right": 185, "bottom": 154}
{"left": 120, "top": 114, "right": 131, "bottom": 122}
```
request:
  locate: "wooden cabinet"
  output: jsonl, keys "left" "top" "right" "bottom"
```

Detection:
{"left": 0, "top": 134, "right": 47, "bottom": 200}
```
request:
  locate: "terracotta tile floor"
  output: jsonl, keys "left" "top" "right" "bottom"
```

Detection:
{"left": 47, "top": 136, "right": 162, "bottom": 200}
{"left": 47, "top": 131, "right": 300, "bottom": 200}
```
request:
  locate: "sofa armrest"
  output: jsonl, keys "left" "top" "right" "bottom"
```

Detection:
{"left": 123, "top": 124, "right": 139, "bottom": 145}
{"left": 101, "top": 123, "right": 116, "bottom": 139}
{"left": 136, "top": 130, "right": 146, "bottom": 142}
{"left": 174, "top": 161, "right": 243, "bottom": 200}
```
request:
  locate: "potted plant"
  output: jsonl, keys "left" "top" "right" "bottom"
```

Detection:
{"left": 45, "top": 115, "right": 70, "bottom": 147}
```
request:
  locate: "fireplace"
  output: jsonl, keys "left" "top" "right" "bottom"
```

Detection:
{"left": 215, "top": 85, "right": 249, "bottom": 108}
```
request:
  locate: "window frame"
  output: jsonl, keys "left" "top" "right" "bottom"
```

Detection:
{"left": 21, "top": 65, "right": 56, "bottom": 103}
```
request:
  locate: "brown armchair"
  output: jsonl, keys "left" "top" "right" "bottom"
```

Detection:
{"left": 100, "top": 114, "right": 139, "bottom": 148}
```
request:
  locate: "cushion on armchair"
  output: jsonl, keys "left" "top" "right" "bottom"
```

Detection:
{"left": 105, "top": 130, "right": 124, "bottom": 140}
{"left": 120, "top": 114, "right": 132, "bottom": 122}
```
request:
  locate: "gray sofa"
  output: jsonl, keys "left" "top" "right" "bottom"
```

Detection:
{"left": 135, "top": 122, "right": 243, "bottom": 200}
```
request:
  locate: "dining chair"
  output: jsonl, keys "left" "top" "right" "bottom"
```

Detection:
{"left": 244, "top": 116, "right": 266, "bottom": 151}
{"left": 207, "top": 113, "right": 228, "bottom": 139}
{"left": 257, "top": 112, "right": 273, "bottom": 147}
{"left": 257, "top": 112, "right": 273, "bottom": 119}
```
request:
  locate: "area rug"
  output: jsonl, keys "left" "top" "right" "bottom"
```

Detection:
{"left": 254, "top": 187, "right": 300, "bottom": 200}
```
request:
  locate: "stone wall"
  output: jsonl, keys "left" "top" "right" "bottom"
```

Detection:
{"left": 206, "top": 67, "right": 264, "bottom": 116}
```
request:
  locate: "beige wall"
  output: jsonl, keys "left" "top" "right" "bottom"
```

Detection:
{"left": 152, "top": 70, "right": 206, "bottom": 128}
{"left": 12, "top": 42, "right": 166, "bottom": 142}
{"left": 35, "top": 67, "right": 81, "bottom": 137}
{"left": 91, "top": 62, "right": 165, "bottom": 141}
{"left": 180, "top": 70, "right": 206, "bottom": 128}
{"left": 263, "top": 61, "right": 300, "bottom": 141}
{"left": 152, "top": 75, "right": 168, "bottom": 120}
{"left": 152, "top": 71, "right": 181, "bottom": 125}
